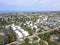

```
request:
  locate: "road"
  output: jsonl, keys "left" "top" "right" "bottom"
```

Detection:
{"left": 35, "top": 29, "right": 56, "bottom": 35}
{"left": 6, "top": 27, "right": 58, "bottom": 45}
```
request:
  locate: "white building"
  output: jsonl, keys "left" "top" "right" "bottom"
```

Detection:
{"left": 11, "top": 24, "right": 29, "bottom": 41}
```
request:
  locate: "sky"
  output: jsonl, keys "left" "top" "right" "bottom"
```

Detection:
{"left": 0, "top": 0, "right": 60, "bottom": 12}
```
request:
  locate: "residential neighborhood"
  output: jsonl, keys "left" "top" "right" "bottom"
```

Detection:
{"left": 0, "top": 12, "right": 60, "bottom": 45}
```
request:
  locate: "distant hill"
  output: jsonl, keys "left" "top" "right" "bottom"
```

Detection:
{"left": 0, "top": 11, "right": 60, "bottom": 14}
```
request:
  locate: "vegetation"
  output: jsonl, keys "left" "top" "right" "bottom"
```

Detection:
{"left": 38, "top": 33, "right": 50, "bottom": 40}
{"left": 21, "top": 23, "right": 33, "bottom": 35}
{"left": 0, "top": 26, "right": 16, "bottom": 45}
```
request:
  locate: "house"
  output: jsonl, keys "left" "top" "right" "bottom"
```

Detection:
{"left": 43, "top": 26, "right": 50, "bottom": 31}
{"left": 50, "top": 34, "right": 59, "bottom": 39}
{"left": 0, "top": 32, "right": 2, "bottom": 35}
{"left": 50, "top": 34, "right": 59, "bottom": 41}
{"left": 0, "top": 32, "right": 5, "bottom": 36}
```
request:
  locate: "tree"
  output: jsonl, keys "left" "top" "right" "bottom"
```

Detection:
{"left": 24, "top": 38, "right": 29, "bottom": 45}
{"left": 38, "top": 33, "right": 50, "bottom": 40}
